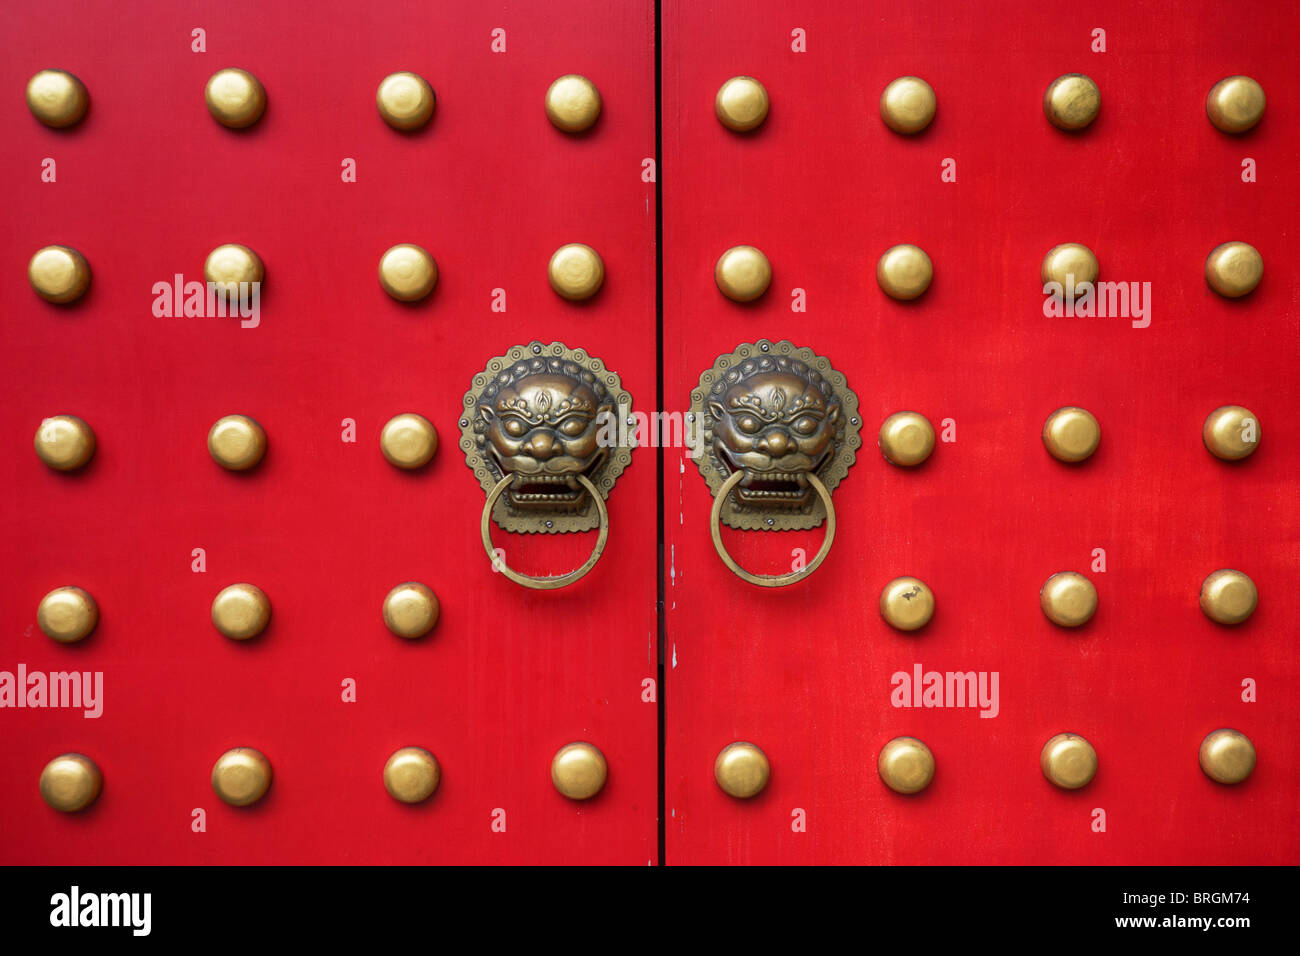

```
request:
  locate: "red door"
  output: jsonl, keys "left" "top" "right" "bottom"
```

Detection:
{"left": 4, "top": 0, "right": 1297, "bottom": 869}
{"left": 1, "top": 0, "right": 658, "bottom": 865}
{"left": 662, "top": 0, "right": 1300, "bottom": 864}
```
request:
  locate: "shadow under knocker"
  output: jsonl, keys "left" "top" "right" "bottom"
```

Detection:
{"left": 690, "top": 340, "right": 861, "bottom": 587}
{"left": 461, "top": 341, "right": 633, "bottom": 589}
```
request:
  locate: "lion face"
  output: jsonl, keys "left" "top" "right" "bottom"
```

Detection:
{"left": 480, "top": 372, "right": 612, "bottom": 511}
{"left": 709, "top": 370, "right": 840, "bottom": 509}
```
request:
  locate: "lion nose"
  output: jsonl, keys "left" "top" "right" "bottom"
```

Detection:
{"left": 759, "top": 431, "right": 790, "bottom": 456}
{"left": 526, "top": 432, "right": 559, "bottom": 459}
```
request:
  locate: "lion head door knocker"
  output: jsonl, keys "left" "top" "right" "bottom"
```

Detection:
{"left": 689, "top": 340, "right": 861, "bottom": 587}
{"left": 460, "top": 342, "right": 634, "bottom": 589}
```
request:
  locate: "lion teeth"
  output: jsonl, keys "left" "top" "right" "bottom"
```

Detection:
{"left": 511, "top": 474, "right": 574, "bottom": 484}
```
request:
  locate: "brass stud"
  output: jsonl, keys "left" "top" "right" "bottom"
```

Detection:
{"left": 878, "top": 736, "right": 935, "bottom": 794}
{"left": 1198, "top": 729, "right": 1256, "bottom": 785}
{"left": 205, "top": 68, "right": 266, "bottom": 128}
{"left": 37, "top": 586, "right": 99, "bottom": 644}
{"left": 714, "top": 245, "right": 771, "bottom": 302}
{"left": 211, "top": 747, "right": 272, "bottom": 806}
{"left": 713, "top": 742, "right": 770, "bottom": 799}
{"left": 547, "top": 243, "right": 604, "bottom": 300}
{"left": 383, "top": 746, "right": 441, "bottom": 803}
{"left": 1041, "top": 732, "right": 1097, "bottom": 789}
{"left": 377, "top": 71, "right": 436, "bottom": 130}
{"left": 1041, "top": 243, "right": 1098, "bottom": 290}
{"left": 1040, "top": 571, "right": 1097, "bottom": 627}
{"left": 34, "top": 415, "right": 95, "bottom": 471}
{"left": 1199, "top": 569, "right": 1257, "bottom": 625}
{"left": 1206, "top": 76, "right": 1265, "bottom": 134}
{"left": 382, "top": 582, "right": 440, "bottom": 639}
{"left": 551, "top": 742, "right": 607, "bottom": 800}
{"left": 1205, "top": 241, "right": 1262, "bottom": 298}
{"left": 1044, "top": 73, "right": 1100, "bottom": 130}
{"left": 1042, "top": 406, "right": 1100, "bottom": 463}
{"left": 380, "top": 413, "right": 438, "bottom": 469}
{"left": 39, "top": 754, "right": 102, "bottom": 812}
{"left": 879, "top": 411, "right": 935, "bottom": 467}
{"left": 204, "top": 243, "right": 264, "bottom": 298}
{"left": 26, "top": 69, "right": 89, "bottom": 128}
{"left": 378, "top": 244, "right": 438, "bottom": 302}
{"left": 207, "top": 414, "right": 267, "bottom": 471}
{"left": 880, "top": 76, "right": 936, "bottom": 134}
{"left": 211, "top": 583, "right": 270, "bottom": 640}
{"left": 877, "top": 244, "right": 933, "bottom": 300}
{"left": 880, "top": 576, "right": 935, "bottom": 632}
{"left": 545, "top": 74, "right": 601, "bottom": 133}
{"left": 29, "top": 245, "right": 91, "bottom": 304}
{"left": 1202, "top": 405, "right": 1259, "bottom": 461}
{"left": 715, "top": 75, "right": 769, "bottom": 132}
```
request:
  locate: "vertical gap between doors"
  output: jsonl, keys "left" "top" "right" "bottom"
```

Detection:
{"left": 654, "top": 0, "right": 667, "bottom": 868}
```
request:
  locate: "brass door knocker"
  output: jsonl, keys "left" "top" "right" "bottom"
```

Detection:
{"left": 689, "top": 340, "right": 861, "bottom": 587}
{"left": 460, "top": 342, "right": 633, "bottom": 589}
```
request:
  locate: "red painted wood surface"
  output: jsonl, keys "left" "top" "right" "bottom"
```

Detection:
{"left": 662, "top": 0, "right": 1300, "bottom": 863}
{"left": 0, "top": 0, "right": 658, "bottom": 864}
{"left": 4, "top": 0, "right": 1298, "bottom": 869}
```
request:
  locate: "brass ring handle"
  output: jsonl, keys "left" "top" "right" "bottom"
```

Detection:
{"left": 709, "top": 469, "right": 836, "bottom": 587}
{"left": 480, "top": 473, "right": 609, "bottom": 589}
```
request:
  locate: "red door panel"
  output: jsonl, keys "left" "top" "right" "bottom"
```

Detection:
{"left": 662, "top": 0, "right": 1300, "bottom": 864}
{"left": 1, "top": 0, "right": 658, "bottom": 865}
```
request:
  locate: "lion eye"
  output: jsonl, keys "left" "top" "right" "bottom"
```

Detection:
{"left": 557, "top": 416, "right": 588, "bottom": 437}
{"left": 792, "top": 416, "right": 819, "bottom": 435}
{"left": 735, "top": 416, "right": 761, "bottom": 434}
{"left": 502, "top": 417, "right": 529, "bottom": 438}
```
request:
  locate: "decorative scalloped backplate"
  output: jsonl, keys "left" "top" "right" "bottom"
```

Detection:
{"left": 689, "top": 339, "right": 861, "bottom": 531}
{"left": 460, "top": 341, "right": 634, "bottom": 534}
